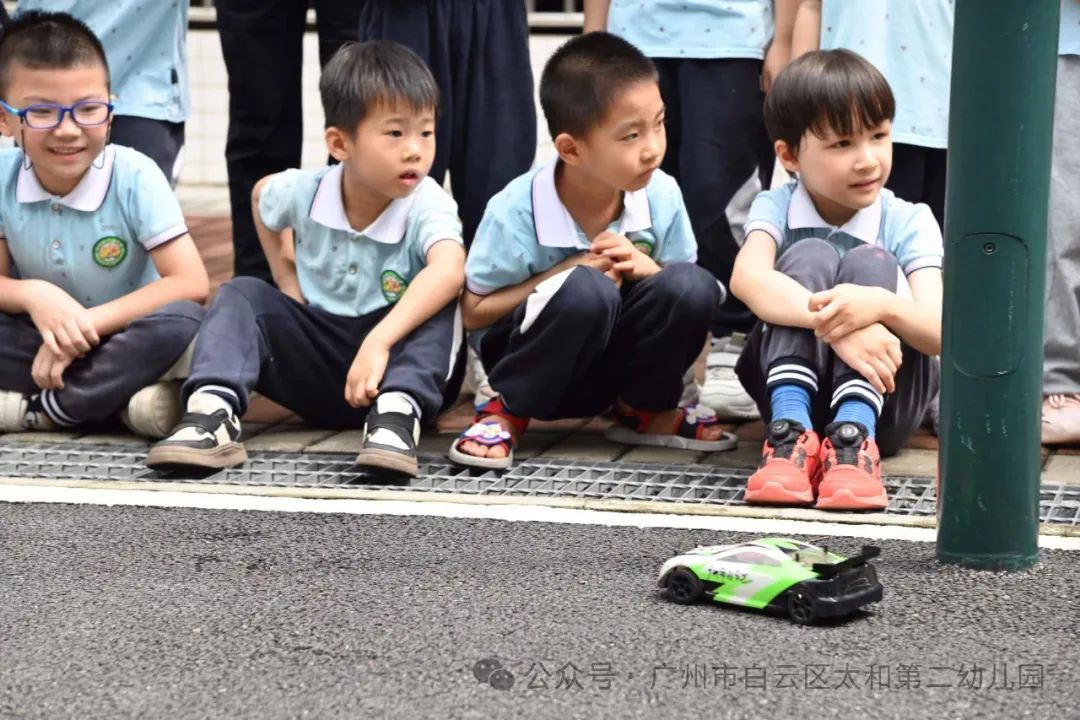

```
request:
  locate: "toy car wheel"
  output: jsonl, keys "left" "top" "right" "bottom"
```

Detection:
{"left": 786, "top": 587, "right": 819, "bottom": 624}
{"left": 665, "top": 567, "right": 704, "bottom": 604}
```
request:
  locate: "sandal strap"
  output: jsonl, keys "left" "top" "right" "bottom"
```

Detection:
{"left": 459, "top": 420, "right": 515, "bottom": 449}
{"left": 614, "top": 403, "right": 719, "bottom": 440}
{"left": 675, "top": 404, "right": 720, "bottom": 440}
{"left": 174, "top": 411, "right": 240, "bottom": 442}
{"left": 363, "top": 407, "right": 419, "bottom": 451}
{"left": 474, "top": 396, "right": 529, "bottom": 437}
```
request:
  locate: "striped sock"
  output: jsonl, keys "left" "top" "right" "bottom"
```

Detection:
{"left": 770, "top": 384, "right": 812, "bottom": 430}
{"left": 831, "top": 374, "right": 884, "bottom": 439}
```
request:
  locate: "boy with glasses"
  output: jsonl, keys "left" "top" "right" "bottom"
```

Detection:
{"left": 0, "top": 12, "right": 208, "bottom": 437}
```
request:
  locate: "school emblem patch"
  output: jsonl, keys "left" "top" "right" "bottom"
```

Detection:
{"left": 632, "top": 239, "right": 655, "bottom": 258}
{"left": 381, "top": 270, "right": 408, "bottom": 303}
{"left": 92, "top": 236, "right": 127, "bottom": 268}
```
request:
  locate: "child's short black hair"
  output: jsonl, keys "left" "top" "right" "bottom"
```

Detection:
{"left": 764, "top": 49, "right": 895, "bottom": 156}
{"left": 0, "top": 11, "right": 109, "bottom": 97}
{"left": 539, "top": 32, "right": 658, "bottom": 139}
{"left": 319, "top": 40, "right": 439, "bottom": 131}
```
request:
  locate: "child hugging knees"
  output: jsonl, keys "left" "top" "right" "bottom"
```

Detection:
{"left": 0, "top": 12, "right": 208, "bottom": 439}
{"left": 732, "top": 49, "right": 943, "bottom": 511}
{"left": 147, "top": 41, "right": 466, "bottom": 477}
{"left": 449, "top": 32, "right": 736, "bottom": 470}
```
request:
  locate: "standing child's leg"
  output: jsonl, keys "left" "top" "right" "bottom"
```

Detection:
{"left": 736, "top": 238, "right": 841, "bottom": 505}
{"left": 0, "top": 302, "right": 203, "bottom": 434}
{"left": 817, "top": 245, "right": 937, "bottom": 510}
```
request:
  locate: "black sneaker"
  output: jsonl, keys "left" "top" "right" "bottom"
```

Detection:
{"left": 146, "top": 393, "right": 246, "bottom": 469}
{"left": 354, "top": 394, "right": 420, "bottom": 477}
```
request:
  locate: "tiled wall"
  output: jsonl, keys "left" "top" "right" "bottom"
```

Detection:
{"left": 181, "top": 30, "right": 568, "bottom": 188}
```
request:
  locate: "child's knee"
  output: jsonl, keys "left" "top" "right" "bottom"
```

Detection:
{"left": 559, "top": 265, "right": 621, "bottom": 318}
{"left": 652, "top": 262, "right": 721, "bottom": 315}
{"left": 775, "top": 238, "right": 842, "bottom": 289}
{"left": 837, "top": 245, "right": 900, "bottom": 286}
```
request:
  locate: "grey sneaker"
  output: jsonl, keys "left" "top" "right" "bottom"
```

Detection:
{"left": 699, "top": 334, "right": 760, "bottom": 421}
{"left": 121, "top": 381, "right": 183, "bottom": 438}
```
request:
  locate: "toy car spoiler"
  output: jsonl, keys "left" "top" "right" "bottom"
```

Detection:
{"left": 812, "top": 545, "right": 881, "bottom": 577}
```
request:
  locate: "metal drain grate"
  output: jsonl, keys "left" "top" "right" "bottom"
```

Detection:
{"left": 0, "top": 440, "right": 1077, "bottom": 526}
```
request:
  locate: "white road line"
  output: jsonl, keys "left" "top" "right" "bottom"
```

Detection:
{"left": 1, "top": 483, "right": 1077, "bottom": 550}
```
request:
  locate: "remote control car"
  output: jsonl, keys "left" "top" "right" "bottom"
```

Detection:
{"left": 657, "top": 538, "right": 883, "bottom": 624}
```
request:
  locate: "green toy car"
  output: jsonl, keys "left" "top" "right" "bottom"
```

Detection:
{"left": 657, "top": 538, "right": 883, "bottom": 624}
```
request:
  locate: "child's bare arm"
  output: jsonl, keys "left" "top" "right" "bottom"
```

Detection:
{"left": 730, "top": 230, "right": 818, "bottom": 330}
{"left": 791, "top": 0, "right": 822, "bottom": 58}
{"left": 880, "top": 268, "right": 942, "bottom": 356}
{"left": 252, "top": 175, "right": 304, "bottom": 303}
{"left": 808, "top": 268, "right": 942, "bottom": 356}
{"left": 86, "top": 233, "right": 209, "bottom": 337}
{"left": 460, "top": 252, "right": 613, "bottom": 331}
{"left": 764, "top": 0, "right": 802, "bottom": 90}
{"left": 582, "top": 0, "right": 611, "bottom": 33}
{"left": 344, "top": 240, "right": 466, "bottom": 407}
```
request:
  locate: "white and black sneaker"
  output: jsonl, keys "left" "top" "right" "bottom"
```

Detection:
{"left": 354, "top": 392, "right": 421, "bottom": 477}
{"left": 146, "top": 391, "right": 246, "bottom": 469}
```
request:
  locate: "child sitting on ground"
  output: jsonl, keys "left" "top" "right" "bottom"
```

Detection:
{"left": 732, "top": 49, "right": 943, "bottom": 511}
{"left": 148, "top": 41, "right": 466, "bottom": 477}
{"left": 450, "top": 32, "right": 734, "bottom": 470}
{"left": 0, "top": 12, "right": 207, "bottom": 438}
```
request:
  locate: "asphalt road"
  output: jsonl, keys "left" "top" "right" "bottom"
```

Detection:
{"left": 0, "top": 502, "right": 1076, "bottom": 719}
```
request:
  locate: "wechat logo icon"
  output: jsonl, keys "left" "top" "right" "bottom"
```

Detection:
{"left": 473, "top": 657, "right": 515, "bottom": 691}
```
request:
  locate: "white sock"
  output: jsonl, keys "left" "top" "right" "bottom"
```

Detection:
{"left": 188, "top": 388, "right": 238, "bottom": 417}
{"left": 367, "top": 391, "right": 420, "bottom": 450}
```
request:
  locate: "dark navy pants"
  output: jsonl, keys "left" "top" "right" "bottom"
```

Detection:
{"left": 0, "top": 301, "right": 204, "bottom": 424}
{"left": 110, "top": 117, "right": 185, "bottom": 187}
{"left": 358, "top": 0, "right": 536, "bottom": 247}
{"left": 477, "top": 263, "right": 720, "bottom": 420}
{"left": 886, "top": 143, "right": 948, "bottom": 229}
{"left": 735, "top": 240, "right": 939, "bottom": 456}
{"left": 655, "top": 57, "right": 774, "bottom": 336}
{"left": 182, "top": 277, "right": 460, "bottom": 428}
{"left": 217, "top": 0, "right": 361, "bottom": 281}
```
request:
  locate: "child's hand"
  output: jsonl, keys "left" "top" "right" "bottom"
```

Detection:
{"left": 31, "top": 342, "right": 75, "bottom": 391}
{"left": 592, "top": 231, "right": 660, "bottom": 281}
{"left": 24, "top": 280, "right": 100, "bottom": 357}
{"left": 829, "top": 322, "right": 903, "bottom": 394}
{"left": 345, "top": 336, "right": 391, "bottom": 408}
{"left": 579, "top": 252, "right": 622, "bottom": 288}
{"left": 809, "top": 284, "right": 890, "bottom": 343}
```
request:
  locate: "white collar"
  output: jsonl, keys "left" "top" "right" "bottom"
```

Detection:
{"left": 531, "top": 161, "right": 653, "bottom": 248}
{"left": 308, "top": 162, "right": 417, "bottom": 244}
{"left": 16, "top": 145, "right": 116, "bottom": 211}
{"left": 787, "top": 181, "right": 882, "bottom": 244}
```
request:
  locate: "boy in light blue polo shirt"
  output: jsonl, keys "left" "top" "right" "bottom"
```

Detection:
{"left": 0, "top": 12, "right": 208, "bottom": 437}
{"left": 731, "top": 50, "right": 942, "bottom": 511}
{"left": 17, "top": 0, "right": 190, "bottom": 184}
{"left": 148, "top": 41, "right": 466, "bottom": 478}
{"left": 586, "top": 0, "right": 799, "bottom": 422}
{"left": 449, "top": 33, "right": 735, "bottom": 470}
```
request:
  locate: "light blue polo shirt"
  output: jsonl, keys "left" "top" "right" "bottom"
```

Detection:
{"left": 258, "top": 164, "right": 463, "bottom": 318}
{"left": 1063, "top": 0, "right": 1080, "bottom": 56}
{"left": 0, "top": 145, "right": 187, "bottom": 307}
{"left": 606, "top": 0, "right": 773, "bottom": 59}
{"left": 820, "top": 0, "right": 954, "bottom": 149}
{"left": 465, "top": 162, "right": 700, "bottom": 297}
{"left": 17, "top": 0, "right": 190, "bottom": 123}
{"left": 745, "top": 181, "right": 943, "bottom": 276}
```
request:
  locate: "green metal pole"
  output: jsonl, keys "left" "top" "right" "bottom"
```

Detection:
{"left": 937, "top": 0, "right": 1059, "bottom": 570}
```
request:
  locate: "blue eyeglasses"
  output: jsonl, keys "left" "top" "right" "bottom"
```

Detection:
{"left": 0, "top": 99, "right": 114, "bottom": 129}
